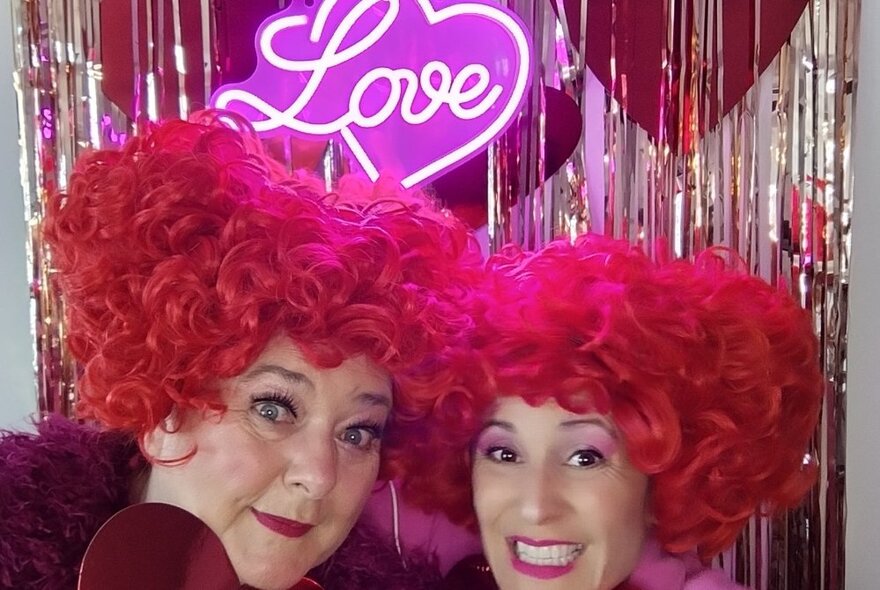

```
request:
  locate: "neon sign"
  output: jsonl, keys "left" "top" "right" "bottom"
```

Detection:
{"left": 210, "top": 0, "right": 532, "bottom": 188}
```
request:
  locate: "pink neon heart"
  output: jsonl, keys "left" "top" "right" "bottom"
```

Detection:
{"left": 211, "top": 0, "right": 533, "bottom": 188}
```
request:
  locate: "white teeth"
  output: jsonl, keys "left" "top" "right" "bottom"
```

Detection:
{"left": 514, "top": 541, "right": 584, "bottom": 567}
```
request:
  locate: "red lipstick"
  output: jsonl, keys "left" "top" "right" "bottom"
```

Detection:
{"left": 250, "top": 508, "right": 314, "bottom": 538}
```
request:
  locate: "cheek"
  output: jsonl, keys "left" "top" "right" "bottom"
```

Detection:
{"left": 471, "top": 464, "right": 509, "bottom": 527}
{"left": 206, "top": 430, "right": 283, "bottom": 479}
{"left": 181, "top": 424, "right": 289, "bottom": 504}
{"left": 579, "top": 475, "right": 650, "bottom": 573}
{"left": 607, "top": 475, "right": 650, "bottom": 528}
{"left": 329, "top": 454, "right": 382, "bottom": 522}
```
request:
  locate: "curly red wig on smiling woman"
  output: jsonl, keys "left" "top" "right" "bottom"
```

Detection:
{"left": 391, "top": 234, "right": 823, "bottom": 561}
{"left": 42, "top": 114, "right": 482, "bottom": 466}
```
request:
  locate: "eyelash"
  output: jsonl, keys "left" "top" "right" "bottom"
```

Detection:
{"left": 567, "top": 448, "right": 606, "bottom": 468}
{"left": 251, "top": 392, "right": 299, "bottom": 423}
{"left": 484, "top": 445, "right": 520, "bottom": 464}
{"left": 251, "top": 392, "right": 385, "bottom": 451}
{"left": 482, "top": 445, "right": 607, "bottom": 468}
{"left": 341, "top": 421, "right": 385, "bottom": 451}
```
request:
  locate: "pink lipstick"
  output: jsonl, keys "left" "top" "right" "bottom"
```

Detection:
{"left": 250, "top": 508, "right": 314, "bottom": 538}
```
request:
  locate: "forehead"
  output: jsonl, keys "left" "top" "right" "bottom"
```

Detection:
{"left": 487, "top": 396, "right": 616, "bottom": 435}
{"left": 226, "top": 336, "right": 393, "bottom": 405}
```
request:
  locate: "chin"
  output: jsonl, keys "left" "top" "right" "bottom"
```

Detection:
{"left": 239, "top": 574, "right": 304, "bottom": 590}
{"left": 236, "top": 561, "right": 307, "bottom": 590}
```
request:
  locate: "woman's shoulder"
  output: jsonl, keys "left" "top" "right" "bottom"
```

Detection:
{"left": 0, "top": 415, "right": 137, "bottom": 589}
{"left": 626, "top": 539, "right": 747, "bottom": 590}
{"left": 679, "top": 554, "right": 746, "bottom": 590}
{"left": 682, "top": 567, "right": 747, "bottom": 590}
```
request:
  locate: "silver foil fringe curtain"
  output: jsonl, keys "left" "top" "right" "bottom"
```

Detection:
{"left": 10, "top": 1, "right": 856, "bottom": 588}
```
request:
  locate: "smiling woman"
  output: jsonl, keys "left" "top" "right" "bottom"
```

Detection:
{"left": 392, "top": 234, "right": 824, "bottom": 590}
{"left": 0, "top": 113, "right": 482, "bottom": 590}
{"left": 472, "top": 400, "right": 650, "bottom": 589}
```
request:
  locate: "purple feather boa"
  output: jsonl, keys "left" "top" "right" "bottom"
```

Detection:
{"left": 0, "top": 416, "right": 134, "bottom": 589}
{"left": 0, "top": 416, "right": 441, "bottom": 590}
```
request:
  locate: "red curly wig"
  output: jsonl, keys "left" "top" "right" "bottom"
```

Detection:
{"left": 390, "top": 234, "right": 823, "bottom": 561}
{"left": 42, "top": 114, "right": 483, "bottom": 470}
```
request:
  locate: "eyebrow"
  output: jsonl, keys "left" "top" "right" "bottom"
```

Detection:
{"left": 356, "top": 391, "right": 393, "bottom": 410}
{"left": 560, "top": 418, "right": 615, "bottom": 433}
{"left": 240, "top": 365, "right": 315, "bottom": 389}
{"left": 240, "top": 365, "right": 392, "bottom": 409}
{"left": 480, "top": 417, "right": 616, "bottom": 436}
{"left": 560, "top": 418, "right": 618, "bottom": 440}
{"left": 482, "top": 419, "right": 515, "bottom": 432}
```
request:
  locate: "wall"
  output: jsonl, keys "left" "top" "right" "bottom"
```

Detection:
{"left": 0, "top": 4, "right": 35, "bottom": 430}
{"left": 845, "top": 0, "right": 880, "bottom": 585}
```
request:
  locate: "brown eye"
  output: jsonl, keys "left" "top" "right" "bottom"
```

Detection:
{"left": 488, "top": 447, "right": 519, "bottom": 463}
{"left": 567, "top": 449, "right": 605, "bottom": 468}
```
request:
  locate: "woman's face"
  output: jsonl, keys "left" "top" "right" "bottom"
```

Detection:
{"left": 472, "top": 397, "right": 650, "bottom": 590}
{"left": 143, "top": 336, "right": 392, "bottom": 590}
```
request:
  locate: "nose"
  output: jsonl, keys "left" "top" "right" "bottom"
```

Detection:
{"left": 282, "top": 431, "right": 338, "bottom": 499}
{"left": 518, "top": 467, "right": 566, "bottom": 525}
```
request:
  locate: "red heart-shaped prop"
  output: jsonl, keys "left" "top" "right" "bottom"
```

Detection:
{"left": 554, "top": 0, "right": 808, "bottom": 142}
{"left": 442, "top": 554, "right": 498, "bottom": 590}
{"left": 79, "top": 503, "right": 322, "bottom": 590}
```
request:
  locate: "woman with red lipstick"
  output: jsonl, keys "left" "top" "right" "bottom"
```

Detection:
{"left": 392, "top": 235, "right": 823, "bottom": 590}
{"left": 0, "top": 115, "right": 481, "bottom": 590}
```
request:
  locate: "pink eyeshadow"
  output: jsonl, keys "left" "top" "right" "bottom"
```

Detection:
{"left": 473, "top": 428, "right": 516, "bottom": 456}
{"left": 559, "top": 423, "right": 619, "bottom": 458}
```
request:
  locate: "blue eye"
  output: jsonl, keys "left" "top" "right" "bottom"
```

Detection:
{"left": 341, "top": 423, "right": 384, "bottom": 450}
{"left": 487, "top": 446, "right": 520, "bottom": 463}
{"left": 251, "top": 394, "right": 297, "bottom": 424}
{"left": 567, "top": 449, "right": 605, "bottom": 468}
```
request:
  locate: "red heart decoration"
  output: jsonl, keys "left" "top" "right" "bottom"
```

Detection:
{"left": 101, "top": 0, "right": 282, "bottom": 122}
{"left": 553, "top": 0, "right": 808, "bottom": 143}
{"left": 431, "top": 85, "right": 583, "bottom": 228}
{"left": 79, "top": 503, "right": 322, "bottom": 590}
